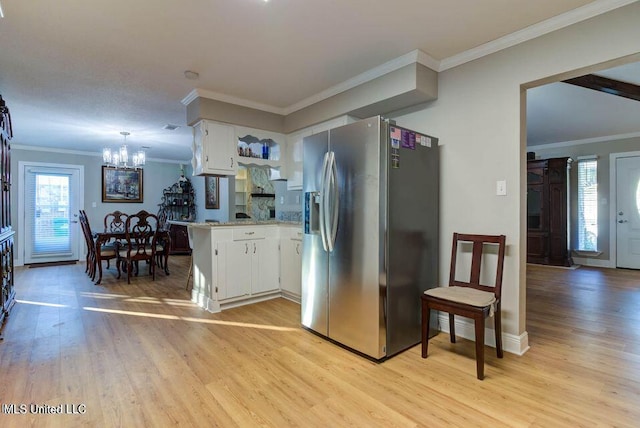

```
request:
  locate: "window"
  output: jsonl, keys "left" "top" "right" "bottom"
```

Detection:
{"left": 577, "top": 158, "right": 598, "bottom": 251}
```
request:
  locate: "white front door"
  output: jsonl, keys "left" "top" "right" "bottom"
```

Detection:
{"left": 616, "top": 156, "right": 640, "bottom": 269}
{"left": 22, "top": 163, "right": 83, "bottom": 264}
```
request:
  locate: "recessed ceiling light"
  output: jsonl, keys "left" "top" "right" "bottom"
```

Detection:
{"left": 163, "top": 124, "right": 180, "bottom": 131}
{"left": 184, "top": 70, "right": 199, "bottom": 80}
{"left": 0, "top": 2, "right": 5, "bottom": 18}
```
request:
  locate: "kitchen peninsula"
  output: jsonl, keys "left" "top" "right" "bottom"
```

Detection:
{"left": 187, "top": 221, "right": 302, "bottom": 313}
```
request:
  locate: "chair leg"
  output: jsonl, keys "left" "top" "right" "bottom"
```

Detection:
{"left": 449, "top": 313, "right": 456, "bottom": 343}
{"left": 474, "top": 315, "right": 486, "bottom": 380}
{"left": 421, "top": 299, "right": 430, "bottom": 358}
{"left": 494, "top": 307, "right": 504, "bottom": 358}
{"left": 185, "top": 255, "right": 193, "bottom": 290}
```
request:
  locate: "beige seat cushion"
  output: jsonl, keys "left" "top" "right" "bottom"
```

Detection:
{"left": 424, "top": 286, "right": 496, "bottom": 308}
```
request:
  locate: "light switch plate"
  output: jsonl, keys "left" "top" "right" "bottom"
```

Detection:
{"left": 496, "top": 180, "right": 507, "bottom": 196}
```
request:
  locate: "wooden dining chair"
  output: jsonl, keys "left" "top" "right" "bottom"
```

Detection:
{"left": 104, "top": 210, "right": 128, "bottom": 233}
{"left": 80, "top": 210, "right": 117, "bottom": 284}
{"left": 117, "top": 210, "right": 162, "bottom": 283}
{"left": 78, "top": 210, "right": 96, "bottom": 278}
{"left": 421, "top": 233, "right": 506, "bottom": 380}
{"left": 102, "top": 210, "right": 128, "bottom": 271}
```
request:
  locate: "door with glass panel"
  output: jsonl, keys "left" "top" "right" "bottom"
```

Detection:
{"left": 24, "top": 165, "right": 81, "bottom": 264}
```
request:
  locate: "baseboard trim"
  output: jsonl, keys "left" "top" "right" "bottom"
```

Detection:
{"left": 438, "top": 314, "right": 530, "bottom": 356}
{"left": 571, "top": 257, "right": 615, "bottom": 268}
{"left": 191, "top": 290, "right": 221, "bottom": 313}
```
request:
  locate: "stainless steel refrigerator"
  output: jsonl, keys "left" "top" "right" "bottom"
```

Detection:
{"left": 301, "top": 115, "right": 439, "bottom": 360}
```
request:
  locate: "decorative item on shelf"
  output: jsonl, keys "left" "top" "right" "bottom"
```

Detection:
{"left": 102, "top": 131, "right": 146, "bottom": 170}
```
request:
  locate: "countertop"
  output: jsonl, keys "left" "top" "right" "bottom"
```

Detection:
{"left": 172, "top": 220, "right": 301, "bottom": 229}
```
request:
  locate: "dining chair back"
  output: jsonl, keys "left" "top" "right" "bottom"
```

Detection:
{"left": 104, "top": 210, "right": 128, "bottom": 233}
{"left": 117, "top": 210, "right": 161, "bottom": 283}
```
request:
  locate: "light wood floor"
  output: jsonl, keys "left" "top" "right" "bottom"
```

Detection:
{"left": 1, "top": 259, "right": 639, "bottom": 427}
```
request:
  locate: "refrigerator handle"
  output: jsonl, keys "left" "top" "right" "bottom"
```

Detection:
{"left": 327, "top": 152, "right": 339, "bottom": 252}
{"left": 323, "top": 151, "right": 334, "bottom": 252}
{"left": 319, "top": 152, "right": 330, "bottom": 252}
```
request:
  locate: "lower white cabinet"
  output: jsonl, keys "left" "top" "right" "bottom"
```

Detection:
{"left": 280, "top": 227, "right": 303, "bottom": 300}
{"left": 217, "top": 226, "right": 280, "bottom": 302}
{"left": 190, "top": 224, "right": 302, "bottom": 312}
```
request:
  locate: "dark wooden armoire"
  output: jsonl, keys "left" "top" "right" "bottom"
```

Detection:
{"left": 527, "top": 157, "right": 573, "bottom": 266}
{"left": 0, "top": 95, "right": 15, "bottom": 332}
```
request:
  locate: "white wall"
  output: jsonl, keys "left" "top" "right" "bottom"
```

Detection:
{"left": 390, "top": 2, "right": 640, "bottom": 353}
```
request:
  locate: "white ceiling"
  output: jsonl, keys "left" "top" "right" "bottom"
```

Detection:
{"left": 0, "top": 0, "right": 637, "bottom": 161}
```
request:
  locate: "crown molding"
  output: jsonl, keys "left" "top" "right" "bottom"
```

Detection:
{"left": 181, "top": 88, "right": 285, "bottom": 115}
{"left": 181, "top": 0, "right": 635, "bottom": 115}
{"left": 527, "top": 130, "right": 640, "bottom": 150}
{"left": 11, "top": 144, "right": 187, "bottom": 164}
{"left": 439, "top": 0, "right": 638, "bottom": 71}
{"left": 183, "top": 49, "right": 440, "bottom": 116}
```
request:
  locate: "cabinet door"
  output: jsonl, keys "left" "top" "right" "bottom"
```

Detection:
{"left": 280, "top": 238, "right": 302, "bottom": 296}
{"left": 224, "top": 240, "right": 251, "bottom": 299}
{"left": 202, "top": 121, "right": 237, "bottom": 175}
{"left": 286, "top": 129, "right": 312, "bottom": 190}
{"left": 252, "top": 238, "right": 280, "bottom": 294}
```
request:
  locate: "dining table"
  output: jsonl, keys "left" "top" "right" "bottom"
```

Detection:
{"left": 93, "top": 230, "right": 171, "bottom": 284}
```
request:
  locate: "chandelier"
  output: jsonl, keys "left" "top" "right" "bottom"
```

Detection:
{"left": 102, "top": 131, "right": 146, "bottom": 169}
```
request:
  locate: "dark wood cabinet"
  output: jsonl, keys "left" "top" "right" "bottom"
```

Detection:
{"left": 527, "top": 157, "right": 573, "bottom": 266}
{"left": 0, "top": 95, "right": 15, "bottom": 331}
{"left": 168, "top": 224, "right": 191, "bottom": 255}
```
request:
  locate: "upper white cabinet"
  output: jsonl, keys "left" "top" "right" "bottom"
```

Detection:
{"left": 192, "top": 120, "right": 238, "bottom": 176}
{"left": 285, "top": 129, "right": 312, "bottom": 191}
{"left": 285, "top": 115, "right": 357, "bottom": 190}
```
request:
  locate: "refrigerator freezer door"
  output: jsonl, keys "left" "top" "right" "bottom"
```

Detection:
{"left": 327, "top": 116, "right": 386, "bottom": 359}
{"left": 301, "top": 132, "right": 330, "bottom": 335}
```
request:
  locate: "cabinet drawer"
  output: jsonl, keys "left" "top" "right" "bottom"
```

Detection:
{"left": 232, "top": 228, "right": 265, "bottom": 241}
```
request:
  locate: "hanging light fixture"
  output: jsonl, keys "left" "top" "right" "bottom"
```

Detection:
{"left": 103, "top": 131, "right": 145, "bottom": 169}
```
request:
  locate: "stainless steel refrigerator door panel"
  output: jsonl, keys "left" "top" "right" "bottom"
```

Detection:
{"left": 301, "top": 133, "right": 330, "bottom": 335}
{"left": 386, "top": 125, "right": 440, "bottom": 356}
{"left": 327, "top": 117, "right": 385, "bottom": 359}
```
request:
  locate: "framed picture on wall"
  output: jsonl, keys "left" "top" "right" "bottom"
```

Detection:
{"left": 205, "top": 176, "right": 219, "bottom": 209}
{"left": 102, "top": 166, "right": 143, "bottom": 203}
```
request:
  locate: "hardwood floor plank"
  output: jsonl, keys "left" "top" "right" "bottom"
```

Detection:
{"left": 1, "top": 258, "right": 640, "bottom": 426}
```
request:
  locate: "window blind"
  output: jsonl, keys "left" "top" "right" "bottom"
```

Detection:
{"left": 577, "top": 159, "right": 598, "bottom": 251}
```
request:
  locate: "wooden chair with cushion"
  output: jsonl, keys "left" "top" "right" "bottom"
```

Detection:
{"left": 421, "top": 233, "right": 506, "bottom": 380}
{"left": 117, "top": 210, "right": 162, "bottom": 284}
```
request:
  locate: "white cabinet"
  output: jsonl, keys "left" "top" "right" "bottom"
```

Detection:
{"left": 218, "top": 226, "right": 280, "bottom": 302}
{"left": 285, "top": 115, "right": 357, "bottom": 190}
{"left": 192, "top": 120, "right": 237, "bottom": 176}
{"left": 285, "top": 129, "right": 312, "bottom": 191}
{"left": 280, "top": 226, "right": 303, "bottom": 300}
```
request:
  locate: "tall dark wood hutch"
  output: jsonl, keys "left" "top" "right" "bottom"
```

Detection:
{"left": 527, "top": 157, "right": 573, "bottom": 266}
{"left": 0, "top": 95, "right": 15, "bottom": 332}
